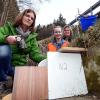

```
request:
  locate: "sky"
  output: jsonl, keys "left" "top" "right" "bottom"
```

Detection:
{"left": 35, "top": 0, "right": 100, "bottom": 26}
{"left": 17, "top": 0, "right": 100, "bottom": 26}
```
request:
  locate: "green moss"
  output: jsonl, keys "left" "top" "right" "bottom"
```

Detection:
{"left": 86, "top": 70, "right": 100, "bottom": 92}
{"left": 82, "top": 53, "right": 100, "bottom": 93}
{"left": 94, "top": 56, "right": 100, "bottom": 66}
{"left": 81, "top": 52, "right": 92, "bottom": 68}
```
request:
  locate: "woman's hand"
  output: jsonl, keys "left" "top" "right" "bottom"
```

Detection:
{"left": 6, "top": 36, "right": 17, "bottom": 44}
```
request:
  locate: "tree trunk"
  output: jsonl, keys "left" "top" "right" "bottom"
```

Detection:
{"left": 0, "top": 0, "right": 11, "bottom": 24}
{"left": 0, "top": 0, "right": 19, "bottom": 25}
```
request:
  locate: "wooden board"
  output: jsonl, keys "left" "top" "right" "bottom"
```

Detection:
{"left": 12, "top": 67, "right": 48, "bottom": 100}
{"left": 2, "top": 93, "right": 12, "bottom": 100}
{"left": 58, "top": 47, "right": 87, "bottom": 53}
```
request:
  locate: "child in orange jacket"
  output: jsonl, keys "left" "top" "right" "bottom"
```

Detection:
{"left": 48, "top": 25, "right": 69, "bottom": 51}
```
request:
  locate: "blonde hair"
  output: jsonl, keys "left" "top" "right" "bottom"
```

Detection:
{"left": 63, "top": 25, "right": 73, "bottom": 35}
{"left": 63, "top": 25, "right": 73, "bottom": 42}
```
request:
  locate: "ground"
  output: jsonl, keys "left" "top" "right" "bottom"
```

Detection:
{"left": 0, "top": 89, "right": 100, "bottom": 100}
{"left": 0, "top": 73, "right": 100, "bottom": 100}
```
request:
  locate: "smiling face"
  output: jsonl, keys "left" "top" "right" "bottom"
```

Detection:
{"left": 63, "top": 27, "right": 71, "bottom": 37}
{"left": 53, "top": 26, "right": 63, "bottom": 39}
{"left": 22, "top": 12, "right": 34, "bottom": 27}
{"left": 14, "top": 9, "right": 36, "bottom": 32}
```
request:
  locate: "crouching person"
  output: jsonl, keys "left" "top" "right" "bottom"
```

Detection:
{"left": 0, "top": 45, "right": 14, "bottom": 82}
{"left": 0, "top": 9, "right": 46, "bottom": 83}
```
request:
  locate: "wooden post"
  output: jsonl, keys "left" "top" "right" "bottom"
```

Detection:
{"left": 12, "top": 67, "right": 48, "bottom": 100}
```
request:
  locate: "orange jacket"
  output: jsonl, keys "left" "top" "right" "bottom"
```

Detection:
{"left": 48, "top": 41, "right": 69, "bottom": 52}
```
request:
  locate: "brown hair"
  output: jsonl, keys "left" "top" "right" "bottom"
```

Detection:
{"left": 53, "top": 25, "right": 63, "bottom": 34}
{"left": 13, "top": 9, "right": 36, "bottom": 32}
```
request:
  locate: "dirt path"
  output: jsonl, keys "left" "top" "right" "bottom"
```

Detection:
{"left": 58, "top": 95, "right": 99, "bottom": 100}
{"left": 0, "top": 92, "right": 100, "bottom": 100}
{"left": 0, "top": 80, "right": 100, "bottom": 100}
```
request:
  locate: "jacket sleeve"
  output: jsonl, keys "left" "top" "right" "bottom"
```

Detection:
{"left": 29, "top": 37, "right": 46, "bottom": 63}
{"left": 0, "top": 23, "right": 10, "bottom": 43}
